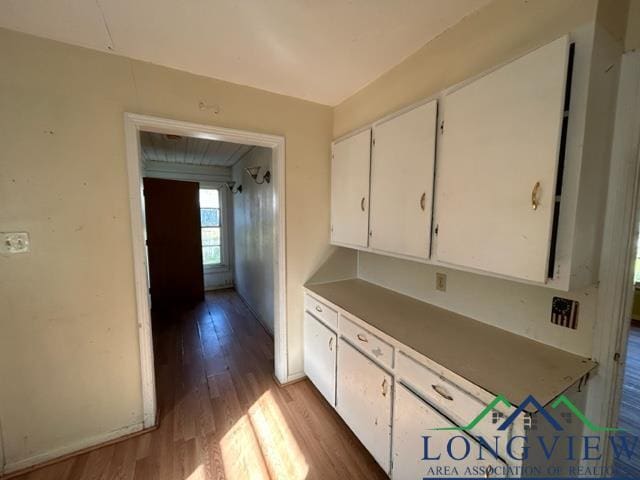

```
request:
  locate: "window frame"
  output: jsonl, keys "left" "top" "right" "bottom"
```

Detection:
{"left": 199, "top": 183, "right": 230, "bottom": 273}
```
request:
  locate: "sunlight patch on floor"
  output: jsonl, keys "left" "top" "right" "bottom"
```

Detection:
{"left": 220, "top": 389, "right": 309, "bottom": 480}
{"left": 221, "top": 414, "right": 271, "bottom": 479}
{"left": 186, "top": 465, "right": 205, "bottom": 480}
{"left": 249, "top": 390, "right": 309, "bottom": 480}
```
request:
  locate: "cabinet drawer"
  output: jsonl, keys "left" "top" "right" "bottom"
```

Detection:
{"left": 397, "top": 352, "right": 512, "bottom": 445}
{"left": 304, "top": 294, "right": 338, "bottom": 330}
{"left": 340, "top": 314, "right": 393, "bottom": 370}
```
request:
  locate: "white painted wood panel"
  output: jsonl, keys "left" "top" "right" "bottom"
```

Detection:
{"left": 303, "top": 312, "right": 337, "bottom": 405}
{"left": 339, "top": 314, "right": 394, "bottom": 370}
{"left": 396, "top": 351, "right": 512, "bottom": 459}
{"left": 435, "top": 36, "right": 570, "bottom": 283}
{"left": 393, "top": 384, "right": 506, "bottom": 479}
{"left": 337, "top": 339, "right": 392, "bottom": 473}
{"left": 331, "top": 130, "right": 371, "bottom": 248}
{"left": 370, "top": 101, "right": 437, "bottom": 259}
{"left": 304, "top": 294, "right": 338, "bottom": 330}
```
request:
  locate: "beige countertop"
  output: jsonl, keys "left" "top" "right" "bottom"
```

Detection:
{"left": 305, "top": 278, "right": 596, "bottom": 410}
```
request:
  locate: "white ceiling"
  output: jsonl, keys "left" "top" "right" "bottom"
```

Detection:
{"left": 0, "top": 0, "right": 490, "bottom": 105}
{"left": 140, "top": 131, "right": 253, "bottom": 167}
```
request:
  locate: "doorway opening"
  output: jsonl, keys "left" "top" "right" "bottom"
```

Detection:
{"left": 124, "top": 114, "right": 288, "bottom": 428}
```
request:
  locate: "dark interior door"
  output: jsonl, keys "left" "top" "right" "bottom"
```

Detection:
{"left": 143, "top": 177, "right": 204, "bottom": 307}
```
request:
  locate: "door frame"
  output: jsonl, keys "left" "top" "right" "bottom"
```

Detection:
{"left": 586, "top": 50, "right": 640, "bottom": 467}
{"left": 123, "top": 113, "right": 287, "bottom": 428}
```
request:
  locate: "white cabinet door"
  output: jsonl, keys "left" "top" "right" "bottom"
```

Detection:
{"left": 436, "top": 36, "right": 570, "bottom": 283}
{"left": 393, "top": 384, "right": 506, "bottom": 479}
{"left": 303, "top": 312, "right": 336, "bottom": 405}
{"left": 331, "top": 129, "right": 371, "bottom": 248}
{"left": 337, "top": 339, "right": 392, "bottom": 473}
{"left": 370, "top": 101, "right": 437, "bottom": 259}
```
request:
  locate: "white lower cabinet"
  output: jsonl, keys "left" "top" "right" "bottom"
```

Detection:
{"left": 337, "top": 339, "right": 393, "bottom": 473}
{"left": 393, "top": 384, "right": 506, "bottom": 479}
{"left": 303, "top": 312, "right": 337, "bottom": 405}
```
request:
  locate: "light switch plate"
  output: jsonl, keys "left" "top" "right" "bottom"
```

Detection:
{"left": 1, "top": 232, "right": 30, "bottom": 254}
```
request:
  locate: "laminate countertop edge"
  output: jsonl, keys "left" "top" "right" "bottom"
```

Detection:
{"left": 304, "top": 278, "right": 597, "bottom": 411}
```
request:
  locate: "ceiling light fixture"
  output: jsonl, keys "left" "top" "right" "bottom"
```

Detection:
{"left": 245, "top": 166, "right": 271, "bottom": 185}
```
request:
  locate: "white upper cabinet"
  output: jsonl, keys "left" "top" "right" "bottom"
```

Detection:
{"left": 331, "top": 129, "right": 371, "bottom": 248}
{"left": 435, "top": 36, "right": 570, "bottom": 283}
{"left": 369, "top": 101, "right": 438, "bottom": 259}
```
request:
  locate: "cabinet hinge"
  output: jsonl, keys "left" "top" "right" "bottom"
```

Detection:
{"left": 440, "top": 120, "right": 444, "bottom": 134}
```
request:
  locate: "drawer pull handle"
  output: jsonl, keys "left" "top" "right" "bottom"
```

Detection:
{"left": 360, "top": 197, "right": 366, "bottom": 212}
{"left": 531, "top": 181, "right": 541, "bottom": 210}
{"left": 420, "top": 192, "right": 426, "bottom": 211}
{"left": 432, "top": 384, "right": 453, "bottom": 401}
{"left": 356, "top": 333, "right": 368, "bottom": 343}
{"left": 315, "top": 305, "right": 323, "bottom": 313}
{"left": 382, "top": 378, "right": 388, "bottom": 397}
{"left": 328, "top": 337, "right": 334, "bottom": 351}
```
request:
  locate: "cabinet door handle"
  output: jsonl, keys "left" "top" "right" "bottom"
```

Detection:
{"left": 420, "top": 192, "right": 426, "bottom": 211}
{"left": 382, "top": 378, "right": 388, "bottom": 397}
{"left": 356, "top": 333, "right": 368, "bottom": 343}
{"left": 315, "top": 305, "right": 323, "bottom": 313}
{"left": 531, "top": 181, "right": 541, "bottom": 210}
{"left": 328, "top": 337, "right": 334, "bottom": 351}
{"left": 431, "top": 384, "right": 453, "bottom": 401}
{"left": 360, "top": 197, "right": 366, "bottom": 212}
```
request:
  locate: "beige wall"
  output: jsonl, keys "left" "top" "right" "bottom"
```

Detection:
{"left": 627, "top": 0, "right": 640, "bottom": 50}
{"left": 0, "top": 27, "right": 332, "bottom": 470}
{"left": 333, "top": 0, "right": 598, "bottom": 137}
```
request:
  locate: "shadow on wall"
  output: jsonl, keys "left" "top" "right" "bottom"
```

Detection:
{"left": 232, "top": 147, "right": 275, "bottom": 333}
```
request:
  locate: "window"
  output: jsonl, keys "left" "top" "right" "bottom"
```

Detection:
{"left": 199, "top": 188, "right": 222, "bottom": 266}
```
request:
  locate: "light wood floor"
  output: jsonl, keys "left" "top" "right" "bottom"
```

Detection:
{"left": 11, "top": 290, "right": 387, "bottom": 480}
{"left": 614, "top": 323, "right": 640, "bottom": 478}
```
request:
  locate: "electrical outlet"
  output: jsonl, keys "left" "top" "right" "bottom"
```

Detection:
{"left": 1, "top": 232, "right": 30, "bottom": 254}
{"left": 436, "top": 272, "right": 447, "bottom": 292}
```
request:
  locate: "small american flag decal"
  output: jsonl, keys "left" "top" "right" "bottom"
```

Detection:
{"left": 551, "top": 297, "right": 579, "bottom": 330}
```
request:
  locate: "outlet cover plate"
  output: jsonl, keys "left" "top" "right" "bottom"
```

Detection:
{"left": 2, "top": 232, "right": 30, "bottom": 254}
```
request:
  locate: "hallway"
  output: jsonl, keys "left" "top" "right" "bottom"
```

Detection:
{"left": 11, "top": 290, "right": 386, "bottom": 480}
{"left": 615, "top": 324, "right": 640, "bottom": 478}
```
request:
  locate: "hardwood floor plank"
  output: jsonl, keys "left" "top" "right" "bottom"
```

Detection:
{"left": 10, "top": 290, "right": 387, "bottom": 480}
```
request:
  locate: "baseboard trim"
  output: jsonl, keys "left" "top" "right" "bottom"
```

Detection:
{"left": 1, "top": 421, "right": 156, "bottom": 479}
{"left": 234, "top": 289, "right": 274, "bottom": 338}
{"left": 274, "top": 371, "right": 307, "bottom": 387}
